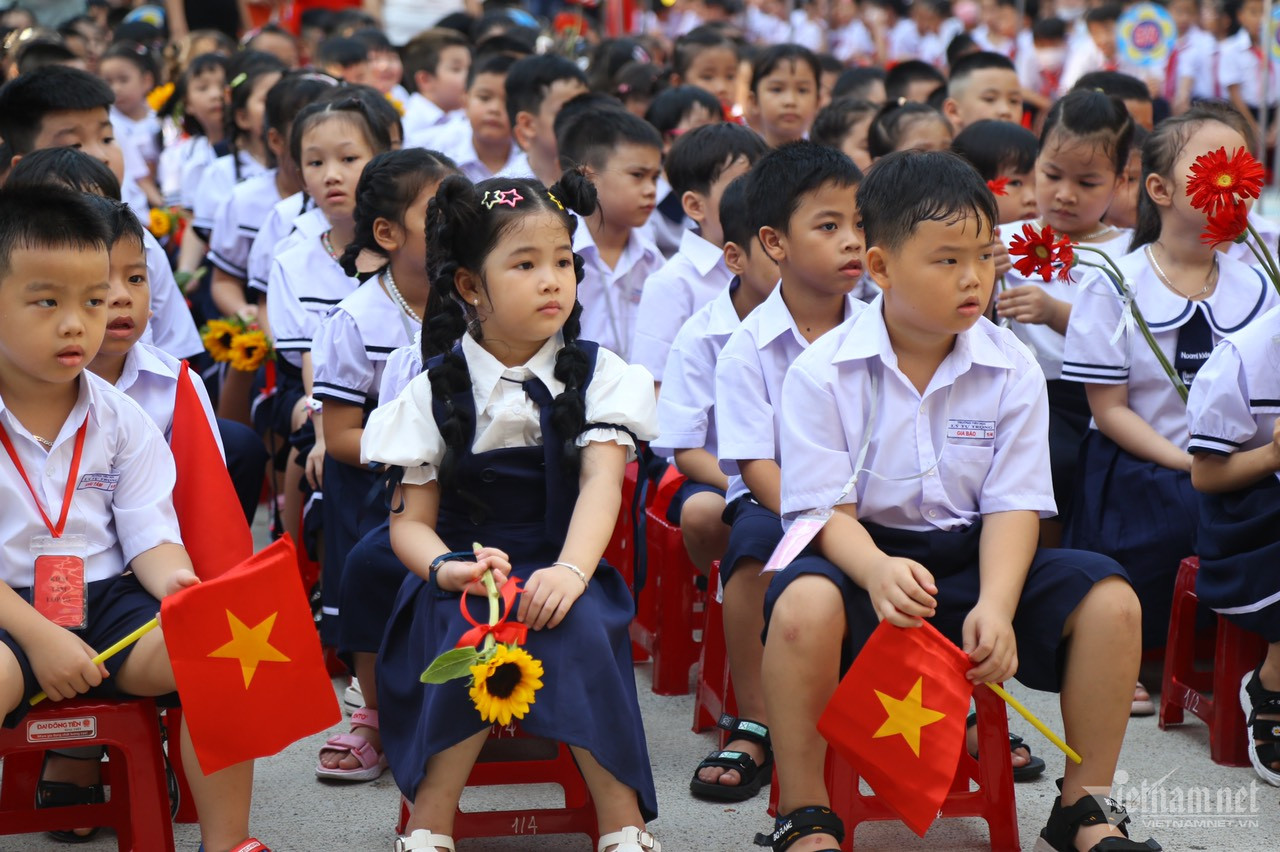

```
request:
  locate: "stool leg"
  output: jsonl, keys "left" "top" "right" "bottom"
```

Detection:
{"left": 1159, "top": 560, "right": 1200, "bottom": 729}
{"left": 974, "top": 688, "right": 1020, "bottom": 852}
{"left": 1211, "top": 619, "right": 1268, "bottom": 767}
{"left": 114, "top": 713, "right": 177, "bottom": 852}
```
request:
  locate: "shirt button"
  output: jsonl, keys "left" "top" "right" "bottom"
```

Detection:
{"left": 928, "top": 510, "right": 938, "bottom": 518}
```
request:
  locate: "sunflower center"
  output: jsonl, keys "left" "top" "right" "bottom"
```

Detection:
{"left": 485, "top": 661, "right": 523, "bottom": 699}
{"left": 1215, "top": 173, "right": 1235, "bottom": 188}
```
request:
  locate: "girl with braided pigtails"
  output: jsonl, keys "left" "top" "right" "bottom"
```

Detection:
{"left": 362, "top": 172, "right": 662, "bottom": 852}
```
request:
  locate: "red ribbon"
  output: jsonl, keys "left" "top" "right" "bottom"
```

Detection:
{"left": 456, "top": 575, "right": 528, "bottom": 649}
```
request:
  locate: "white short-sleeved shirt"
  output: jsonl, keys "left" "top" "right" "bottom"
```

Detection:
{"left": 780, "top": 297, "right": 1056, "bottom": 533}
{"left": 362, "top": 332, "right": 658, "bottom": 486}
{"left": 830, "top": 21, "right": 874, "bottom": 65}
{"left": 169, "top": 135, "right": 217, "bottom": 210}
{"left": 111, "top": 106, "right": 160, "bottom": 168}
{"left": 439, "top": 132, "right": 531, "bottom": 183}
{"left": 312, "top": 274, "right": 421, "bottom": 408}
{"left": 192, "top": 151, "right": 269, "bottom": 233}
{"left": 1186, "top": 305, "right": 1280, "bottom": 467}
{"left": 573, "top": 223, "right": 664, "bottom": 362}
{"left": 113, "top": 342, "right": 223, "bottom": 459}
{"left": 653, "top": 281, "right": 742, "bottom": 459}
{"left": 1061, "top": 247, "right": 1278, "bottom": 447}
{"left": 715, "top": 284, "right": 865, "bottom": 504}
{"left": 247, "top": 196, "right": 322, "bottom": 295}
{"left": 137, "top": 230, "right": 203, "bottom": 360}
{"left": 402, "top": 93, "right": 465, "bottom": 150}
{"left": 266, "top": 232, "right": 359, "bottom": 368}
{"left": 208, "top": 169, "right": 283, "bottom": 280}
{"left": 379, "top": 332, "right": 424, "bottom": 404}
{"left": 0, "top": 372, "right": 183, "bottom": 588}
{"left": 1001, "top": 221, "right": 1133, "bottom": 380}
{"left": 1225, "top": 210, "right": 1280, "bottom": 267}
{"left": 631, "top": 229, "right": 732, "bottom": 381}
{"left": 1218, "top": 34, "right": 1278, "bottom": 108}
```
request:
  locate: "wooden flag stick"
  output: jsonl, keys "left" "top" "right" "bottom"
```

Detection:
{"left": 985, "top": 681, "right": 1083, "bottom": 764}
{"left": 29, "top": 617, "right": 159, "bottom": 706}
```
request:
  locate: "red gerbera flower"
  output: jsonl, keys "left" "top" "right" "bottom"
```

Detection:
{"left": 1008, "top": 223, "right": 1073, "bottom": 282}
{"left": 1199, "top": 199, "right": 1250, "bottom": 248}
{"left": 1186, "top": 146, "right": 1266, "bottom": 217}
{"left": 987, "top": 176, "right": 1009, "bottom": 196}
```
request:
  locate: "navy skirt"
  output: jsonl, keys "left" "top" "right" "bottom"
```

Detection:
{"left": 1046, "top": 379, "right": 1090, "bottom": 518}
{"left": 319, "top": 456, "right": 382, "bottom": 647}
{"left": 665, "top": 479, "right": 726, "bottom": 525}
{"left": 1063, "top": 430, "right": 1198, "bottom": 650}
{"left": 719, "top": 496, "right": 784, "bottom": 588}
{"left": 339, "top": 519, "right": 408, "bottom": 654}
{"left": 376, "top": 549, "right": 658, "bottom": 821}
{"left": 1196, "top": 478, "right": 1280, "bottom": 642}
{"left": 763, "top": 521, "right": 1129, "bottom": 692}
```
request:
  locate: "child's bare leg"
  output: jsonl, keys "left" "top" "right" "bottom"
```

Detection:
{"left": 1254, "top": 642, "right": 1280, "bottom": 771}
{"left": 282, "top": 447, "right": 303, "bottom": 545}
{"left": 698, "top": 560, "right": 771, "bottom": 786}
{"left": 1058, "top": 576, "right": 1141, "bottom": 851}
{"left": 407, "top": 727, "right": 489, "bottom": 837}
{"left": 569, "top": 745, "right": 646, "bottom": 844}
{"left": 0, "top": 643, "right": 22, "bottom": 719}
{"left": 319, "top": 652, "right": 380, "bottom": 770}
{"left": 762, "top": 575, "right": 844, "bottom": 850}
{"left": 680, "top": 493, "right": 729, "bottom": 576}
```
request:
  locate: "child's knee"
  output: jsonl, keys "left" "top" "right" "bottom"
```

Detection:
{"left": 114, "top": 628, "right": 176, "bottom": 695}
{"left": 1075, "top": 576, "right": 1142, "bottom": 634}
{"left": 681, "top": 493, "right": 727, "bottom": 537}
{"left": 768, "top": 576, "right": 845, "bottom": 648}
{"left": 0, "top": 643, "right": 24, "bottom": 715}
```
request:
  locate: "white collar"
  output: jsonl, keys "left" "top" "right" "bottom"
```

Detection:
{"left": 115, "top": 342, "right": 179, "bottom": 394}
{"left": 833, "top": 296, "right": 1014, "bottom": 374}
{"left": 573, "top": 222, "right": 660, "bottom": 272}
{"left": 706, "top": 280, "right": 745, "bottom": 336}
{"left": 0, "top": 371, "right": 102, "bottom": 447}
{"left": 461, "top": 331, "right": 565, "bottom": 403}
{"left": 679, "top": 228, "right": 726, "bottom": 276}
{"left": 1119, "top": 248, "right": 1272, "bottom": 334}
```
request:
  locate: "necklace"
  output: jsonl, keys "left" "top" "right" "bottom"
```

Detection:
{"left": 382, "top": 268, "right": 422, "bottom": 325}
{"left": 32, "top": 435, "right": 53, "bottom": 449}
{"left": 320, "top": 230, "right": 341, "bottom": 261}
{"left": 1049, "top": 221, "right": 1114, "bottom": 243}
{"left": 1147, "top": 244, "right": 1216, "bottom": 299}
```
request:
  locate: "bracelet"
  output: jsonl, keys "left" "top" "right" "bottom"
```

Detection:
{"left": 553, "top": 561, "right": 588, "bottom": 588}
{"left": 429, "top": 550, "right": 475, "bottom": 587}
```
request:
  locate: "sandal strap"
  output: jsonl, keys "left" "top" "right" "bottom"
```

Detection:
{"left": 753, "top": 805, "right": 845, "bottom": 851}
{"left": 350, "top": 707, "right": 380, "bottom": 730}
{"left": 696, "top": 749, "right": 762, "bottom": 774}
{"left": 394, "top": 830, "right": 455, "bottom": 852}
{"left": 597, "top": 826, "right": 660, "bottom": 851}
{"left": 36, "top": 780, "right": 106, "bottom": 808}
{"left": 228, "top": 841, "right": 271, "bottom": 852}
{"left": 321, "top": 733, "right": 381, "bottom": 770}
{"left": 716, "top": 714, "right": 770, "bottom": 747}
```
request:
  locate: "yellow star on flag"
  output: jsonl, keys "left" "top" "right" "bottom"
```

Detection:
{"left": 872, "top": 676, "right": 946, "bottom": 757}
{"left": 208, "top": 611, "right": 291, "bottom": 688}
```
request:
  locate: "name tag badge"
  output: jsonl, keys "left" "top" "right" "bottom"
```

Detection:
{"left": 30, "top": 534, "right": 89, "bottom": 629}
{"left": 946, "top": 419, "right": 996, "bottom": 442}
{"left": 77, "top": 472, "right": 120, "bottom": 492}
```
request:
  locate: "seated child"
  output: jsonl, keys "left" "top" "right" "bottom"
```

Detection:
{"left": 400, "top": 29, "right": 472, "bottom": 150}
{"left": 644, "top": 85, "right": 726, "bottom": 257}
{"left": 950, "top": 119, "right": 1039, "bottom": 224}
{"left": 942, "top": 50, "right": 1023, "bottom": 133}
{"left": 759, "top": 150, "right": 1154, "bottom": 852}
{"left": 0, "top": 184, "right": 267, "bottom": 852}
{"left": 810, "top": 97, "right": 878, "bottom": 173}
{"left": 671, "top": 25, "right": 741, "bottom": 119}
{"left": 505, "top": 54, "right": 589, "bottom": 187}
{"left": 440, "top": 53, "right": 529, "bottom": 183}
{"left": 747, "top": 44, "right": 821, "bottom": 148}
{"left": 867, "top": 100, "right": 953, "bottom": 161}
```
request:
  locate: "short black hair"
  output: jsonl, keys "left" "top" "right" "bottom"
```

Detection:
{"left": 15, "top": 41, "right": 78, "bottom": 75}
{"left": 557, "top": 105, "right": 662, "bottom": 171}
{"left": 745, "top": 140, "right": 861, "bottom": 237}
{"left": 867, "top": 101, "right": 949, "bottom": 159}
{"left": 81, "top": 193, "right": 145, "bottom": 251}
{"left": 504, "top": 54, "right": 588, "bottom": 127}
{"left": 1032, "top": 17, "right": 1067, "bottom": 41}
{"left": 857, "top": 150, "right": 996, "bottom": 253}
{"left": 665, "top": 122, "right": 769, "bottom": 197}
{"left": 1072, "top": 70, "right": 1152, "bottom": 104}
{"left": 719, "top": 173, "right": 754, "bottom": 252}
{"left": 672, "top": 25, "right": 739, "bottom": 79}
{"left": 1085, "top": 3, "right": 1122, "bottom": 24}
{"left": 0, "top": 183, "right": 112, "bottom": 284}
{"left": 832, "top": 66, "right": 886, "bottom": 102}
{"left": 401, "top": 28, "right": 471, "bottom": 90}
{"left": 100, "top": 39, "right": 159, "bottom": 82}
{"left": 750, "top": 43, "right": 821, "bottom": 93}
{"left": 945, "top": 33, "right": 980, "bottom": 68}
{"left": 1040, "top": 88, "right": 1134, "bottom": 173}
{"left": 554, "top": 92, "right": 627, "bottom": 140}
{"left": 644, "top": 85, "right": 723, "bottom": 135}
{"left": 6, "top": 146, "right": 122, "bottom": 200}
{"left": 468, "top": 51, "right": 516, "bottom": 87}
{"left": 315, "top": 35, "right": 368, "bottom": 69}
{"left": 950, "top": 119, "right": 1038, "bottom": 181}
{"left": 811, "top": 97, "right": 879, "bottom": 150}
{"left": 946, "top": 51, "right": 1017, "bottom": 97}
{"left": 0, "top": 65, "right": 113, "bottom": 155}
{"left": 884, "top": 59, "right": 946, "bottom": 103}
{"left": 816, "top": 53, "right": 843, "bottom": 75}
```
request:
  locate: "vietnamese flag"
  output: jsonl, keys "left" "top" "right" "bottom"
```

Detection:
{"left": 171, "top": 363, "right": 254, "bottom": 580}
{"left": 161, "top": 536, "right": 339, "bottom": 774}
{"left": 817, "top": 620, "right": 973, "bottom": 837}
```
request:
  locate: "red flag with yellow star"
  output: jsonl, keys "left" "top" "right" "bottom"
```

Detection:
{"left": 160, "top": 536, "right": 339, "bottom": 774}
{"left": 817, "top": 620, "right": 973, "bottom": 837}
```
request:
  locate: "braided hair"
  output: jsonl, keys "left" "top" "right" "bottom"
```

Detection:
{"left": 422, "top": 170, "right": 599, "bottom": 491}
{"left": 338, "top": 148, "right": 459, "bottom": 280}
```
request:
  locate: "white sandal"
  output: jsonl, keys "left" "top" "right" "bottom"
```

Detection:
{"left": 393, "top": 829, "right": 455, "bottom": 851}
{"left": 598, "top": 826, "right": 661, "bottom": 852}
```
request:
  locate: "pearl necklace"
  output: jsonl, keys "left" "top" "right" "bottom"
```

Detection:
{"left": 382, "top": 268, "right": 422, "bottom": 325}
{"left": 1146, "top": 244, "right": 1216, "bottom": 300}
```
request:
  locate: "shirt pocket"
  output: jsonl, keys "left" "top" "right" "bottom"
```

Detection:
{"left": 940, "top": 442, "right": 994, "bottom": 508}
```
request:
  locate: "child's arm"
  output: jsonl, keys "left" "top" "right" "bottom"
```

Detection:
{"left": 321, "top": 401, "right": 365, "bottom": 468}
{"left": 0, "top": 584, "right": 108, "bottom": 702}
{"left": 1087, "top": 382, "right": 1191, "bottom": 471}
{"left": 739, "top": 458, "right": 783, "bottom": 515}
{"left": 301, "top": 351, "right": 325, "bottom": 488}
{"left": 129, "top": 543, "right": 200, "bottom": 600}
{"left": 966, "top": 510, "right": 1038, "bottom": 684}
{"left": 674, "top": 447, "right": 730, "bottom": 491}
{"left": 995, "top": 285, "right": 1071, "bottom": 333}
{"left": 1226, "top": 83, "right": 1261, "bottom": 142}
{"left": 1192, "top": 433, "right": 1280, "bottom": 492}
{"left": 389, "top": 481, "right": 511, "bottom": 591}
{"left": 816, "top": 507, "right": 939, "bottom": 627}
{"left": 210, "top": 268, "right": 257, "bottom": 321}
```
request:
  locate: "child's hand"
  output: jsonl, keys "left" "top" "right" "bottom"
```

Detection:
{"left": 992, "top": 238, "right": 1012, "bottom": 279}
{"left": 962, "top": 603, "right": 1018, "bottom": 684}
{"left": 518, "top": 565, "right": 586, "bottom": 631}
{"left": 162, "top": 568, "right": 200, "bottom": 598}
{"left": 867, "top": 555, "right": 937, "bottom": 628}
{"left": 996, "top": 284, "right": 1056, "bottom": 325}
{"left": 28, "top": 623, "right": 109, "bottom": 702}
{"left": 439, "top": 553, "right": 510, "bottom": 594}
{"left": 304, "top": 441, "right": 325, "bottom": 490}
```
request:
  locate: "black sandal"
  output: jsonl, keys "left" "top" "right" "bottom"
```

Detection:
{"left": 753, "top": 805, "right": 845, "bottom": 851}
{"left": 689, "top": 714, "right": 773, "bottom": 802}
{"left": 1240, "top": 667, "right": 1280, "bottom": 786}
{"left": 966, "top": 711, "right": 1047, "bottom": 781}
{"left": 1035, "top": 778, "right": 1161, "bottom": 852}
{"left": 35, "top": 750, "right": 106, "bottom": 844}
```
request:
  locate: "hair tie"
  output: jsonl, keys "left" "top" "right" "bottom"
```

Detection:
{"left": 482, "top": 188, "right": 524, "bottom": 209}
{"left": 229, "top": 72, "right": 248, "bottom": 88}
{"left": 547, "top": 191, "right": 564, "bottom": 210}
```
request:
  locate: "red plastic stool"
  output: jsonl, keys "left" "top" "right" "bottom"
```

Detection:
{"left": 0, "top": 699, "right": 176, "bottom": 851}
{"left": 692, "top": 561, "right": 738, "bottom": 744}
{"left": 396, "top": 721, "right": 597, "bottom": 845}
{"left": 1159, "top": 556, "right": 1268, "bottom": 766}
{"left": 160, "top": 708, "right": 198, "bottom": 824}
{"left": 629, "top": 504, "right": 706, "bottom": 696}
{"left": 768, "top": 684, "right": 1019, "bottom": 850}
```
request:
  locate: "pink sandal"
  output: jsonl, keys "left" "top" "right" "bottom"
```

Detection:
{"left": 315, "top": 707, "right": 387, "bottom": 782}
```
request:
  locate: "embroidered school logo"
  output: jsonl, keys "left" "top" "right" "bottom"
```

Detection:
{"left": 945, "top": 419, "right": 996, "bottom": 441}
{"left": 77, "top": 472, "right": 120, "bottom": 492}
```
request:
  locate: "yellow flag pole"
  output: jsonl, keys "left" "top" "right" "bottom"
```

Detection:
{"left": 29, "top": 616, "right": 160, "bottom": 707}
{"left": 985, "top": 681, "right": 1083, "bottom": 764}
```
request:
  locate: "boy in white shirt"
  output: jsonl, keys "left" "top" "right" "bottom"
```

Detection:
{"left": 505, "top": 54, "right": 589, "bottom": 188}
{"left": 441, "top": 53, "right": 531, "bottom": 184}
{"left": 942, "top": 51, "right": 1023, "bottom": 134}
{"left": 400, "top": 28, "right": 471, "bottom": 150}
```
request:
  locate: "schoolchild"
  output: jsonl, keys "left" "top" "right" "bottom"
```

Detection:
{"left": 156, "top": 53, "right": 228, "bottom": 211}
{"left": 400, "top": 28, "right": 472, "bottom": 149}
{"left": 866, "top": 100, "right": 953, "bottom": 161}
{"left": 556, "top": 108, "right": 665, "bottom": 361}
{"left": 1219, "top": 0, "right": 1279, "bottom": 145}
{"left": 692, "top": 141, "right": 865, "bottom": 803}
{"left": 759, "top": 150, "right": 1154, "bottom": 852}
{"left": 950, "top": 119, "right": 1039, "bottom": 224}
{"left": 809, "top": 97, "right": 878, "bottom": 173}
{"left": 505, "top": 54, "right": 589, "bottom": 188}
{"left": 643, "top": 85, "right": 726, "bottom": 257}
{"left": 362, "top": 173, "right": 661, "bottom": 852}
{"left": 99, "top": 40, "right": 162, "bottom": 207}
{"left": 0, "top": 184, "right": 268, "bottom": 852}
{"left": 748, "top": 44, "right": 821, "bottom": 148}
{"left": 632, "top": 123, "right": 768, "bottom": 382}
{"left": 942, "top": 51, "right": 1023, "bottom": 134}
{"left": 671, "top": 26, "right": 741, "bottom": 119}
{"left": 440, "top": 53, "right": 529, "bottom": 183}
{"left": 311, "top": 149, "right": 458, "bottom": 783}
{"left": 653, "top": 176, "right": 777, "bottom": 575}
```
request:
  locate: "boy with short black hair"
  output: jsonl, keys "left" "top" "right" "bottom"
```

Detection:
{"left": 943, "top": 51, "right": 1022, "bottom": 133}
{"left": 505, "top": 54, "right": 589, "bottom": 187}
{"left": 883, "top": 58, "right": 946, "bottom": 104}
{"left": 633, "top": 123, "right": 769, "bottom": 383}
{"left": 0, "top": 184, "right": 267, "bottom": 852}
{"left": 1072, "top": 69, "right": 1156, "bottom": 131}
{"left": 400, "top": 28, "right": 472, "bottom": 149}
{"left": 757, "top": 150, "right": 1153, "bottom": 852}
{"left": 441, "top": 52, "right": 528, "bottom": 182}
{"left": 314, "top": 35, "right": 371, "bottom": 84}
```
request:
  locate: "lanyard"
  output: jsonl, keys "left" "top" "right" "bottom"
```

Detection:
{"left": 0, "top": 418, "right": 87, "bottom": 539}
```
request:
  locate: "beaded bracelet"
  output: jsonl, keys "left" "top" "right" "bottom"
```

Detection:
{"left": 553, "top": 561, "right": 589, "bottom": 588}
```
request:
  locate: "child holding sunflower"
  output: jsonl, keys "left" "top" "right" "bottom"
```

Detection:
{"left": 361, "top": 172, "right": 661, "bottom": 852}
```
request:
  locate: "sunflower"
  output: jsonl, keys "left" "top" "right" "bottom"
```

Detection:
{"left": 202, "top": 319, "right": 239, "bottom": 362}
{"left": 148, "top": 208, "right": 172, "bottom": 238}
{"left": 1186, "top": 146, "right": 1265, "bottom": 217}
{"left": 986, "top": 176, "right": 1009, "bottom": 196}
{"left": 1008, "top": 223, "right": 1073, "bottom": 282}
{"left": 229, "top": 330, "right": 271, "bottom": 372}
{"left": 469, "top": 644, "right": 544, "bottom": 726}
{"left": 1200, "top": 200, "right": 1250, "bottom": 248}
{"left": 385, "top": 91, "right": 405, "bottom": 116}
{"left": 145, "top": 82, "right": 174, "bottom": 113}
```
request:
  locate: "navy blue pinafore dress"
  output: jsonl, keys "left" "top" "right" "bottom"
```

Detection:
{"left": 375, "top": 341, "right": 658, "bottom": 820}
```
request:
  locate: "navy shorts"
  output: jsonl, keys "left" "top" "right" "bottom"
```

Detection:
{"left": 719, "top": 496, "right": 784, "bottom": 588}
{"left": 2, "top": 573, "right": 165, "bottom": 728}
{"left": 762, "top": 521, "right": 1129, "bottom": 692}
{"left": 665, "top": 479, "right": 727, "bottom": 525}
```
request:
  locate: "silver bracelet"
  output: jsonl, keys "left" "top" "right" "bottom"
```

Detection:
{"left": 553, "top": 561, "right": 589, "bottom": 587}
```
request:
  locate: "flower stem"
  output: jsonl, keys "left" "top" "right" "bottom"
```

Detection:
{"left": 1245, "top": 221, "right": 1280, "bottom": 295}
{"left": 481, "top": 569, "right": 498, "bottom": 654}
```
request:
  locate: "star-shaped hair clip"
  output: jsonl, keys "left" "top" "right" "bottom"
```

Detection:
{"left": 482, "top": 188, "right": 524, "bottom": 210}
{"left": 547, "top": 191, "right": 564, "bottom": 211}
